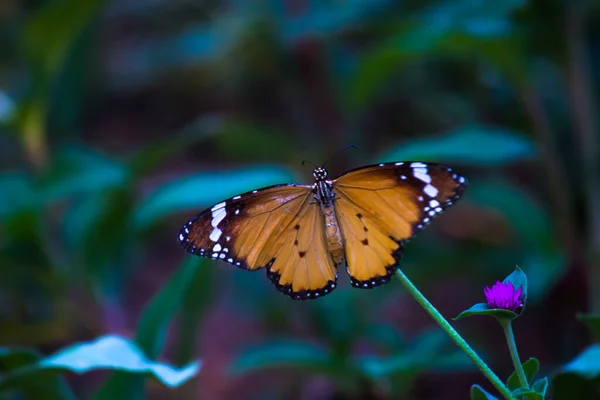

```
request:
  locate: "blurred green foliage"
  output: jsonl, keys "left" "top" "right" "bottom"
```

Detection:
{"left": 1, "top": 0, "right": 600, "bottom": 399}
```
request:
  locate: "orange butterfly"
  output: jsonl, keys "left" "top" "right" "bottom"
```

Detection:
{"left": 178, "top": 162, "right": 466, "bottom": 300}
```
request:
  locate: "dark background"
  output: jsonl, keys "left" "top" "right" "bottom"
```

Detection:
{"left": 1, "top": 0, "right": 599, "bottom": 399}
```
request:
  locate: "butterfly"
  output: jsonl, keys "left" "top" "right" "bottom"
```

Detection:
{"left": 178, "top": 161, "right": 467, "bottom": 300}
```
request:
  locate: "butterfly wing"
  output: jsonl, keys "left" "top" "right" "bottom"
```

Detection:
{"left": 178, "top": 184, "right": 338, "bottom": 299}
{"left": 333, "top": 162, "right": 467, "bottom": 288}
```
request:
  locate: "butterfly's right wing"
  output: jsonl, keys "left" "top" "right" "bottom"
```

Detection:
{"left": 333, "top": 162, "right": 467, "bottom": 288}
{"left": 178, "top": 184, "right": 338, "bottom": 299}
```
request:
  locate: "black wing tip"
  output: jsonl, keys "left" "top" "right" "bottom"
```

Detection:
{"left": 266, "top": 268, "right": 338, "bottom": 300}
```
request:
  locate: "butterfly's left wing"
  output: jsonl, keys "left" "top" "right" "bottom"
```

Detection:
{"left": 178, "top": 184, "right": 339, "bottom": 300}
{"left": 333, "top": 162, "right": 466, "bottom": 288}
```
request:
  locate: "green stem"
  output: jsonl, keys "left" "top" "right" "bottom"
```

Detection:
{"left": 500, "top": 319, "right": 528, "bottom": 389}
{"left": 394, "top": 269, "right": 514, "bottom": 400}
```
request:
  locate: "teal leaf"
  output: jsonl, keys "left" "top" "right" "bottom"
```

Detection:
{"left": 38, "top": 146, "right": 127, "bottom": 203}
{"left": 95, "top": 257, "right": 205, "bottom": 399}
{"left": 229, "top": 341, "right": 331, "bottom": 376}
{"left": 561, "top": 344, "right": 600, "bottom": 379}
{"left": 379, "top": 126, "right": 535, "bottom": 166}
{"left": 577, "top": 313, "right": 600, "bottom": 342}
{"left": 0, "top": 172, "right": 36, "bottom": 217}
{"left": 0, "top": 336, "right": 199, "bottom": 395}
{"left": 507, "top": 358, "right": 539, "bottom": 391}
{"left": 551, "top": 344, "right": 600, "bottom": 400}
{"left": 503, "top": 266, "right": 528, "bottom": 308}
{"left": 470, "top": 384, "right": 499, "bottom": 400}
{"left": 454, "top": 302, "right": 518, "bottom": 321}
{"left": 133, "top": 166, "right": 297, "bottom": 228}
{"left": 531, "top": 377, "right": 548, "bottom": 396}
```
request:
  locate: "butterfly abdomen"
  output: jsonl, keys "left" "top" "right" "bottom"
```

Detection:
{"left": 322, "top": 204, "right": 345, "bottom": 264}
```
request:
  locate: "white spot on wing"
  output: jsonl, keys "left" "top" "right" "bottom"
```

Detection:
{"left": 424, "top": 184, "right": 438, "bottom": 197}
{"left": 413, "top": 167, "right": 431, "bottom": 183}
{"left": 219, "top": 253, "right": 226, "bottom": 259}
{"left": 178, "top": 233, "right": 184, "bottom": 241}
{"left": 411, "top": 162, "right": 427, "bottom": 168}
{"left": 459, "top": 176, "right": 466, "bottom": 183}
{"left": 234, "top": 210, "right": 240, "bottom": 215}
{"left": 213, "top": 243, "right": 222, "bottom": 252}
{"left": 233, "top": 195, "right": 241, "bottom": 200}
{"left": 395, "top": 162, "right": 404, "bottom": 166}
{"left": 211, "top": 202, "right": 226, "bottom": 211}
{"left": 211, "top": 208, "right": 226, "bottom": 227}
{"left": 209, "top": 227, "right": 222, "bottom": 242}
{"left": 429, "top": 200, "right": 440, "bottom": 208}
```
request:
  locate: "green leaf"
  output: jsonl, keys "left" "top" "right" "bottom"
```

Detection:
{"left": 95, "top": 257, "right": 205, "bottom": 400}
{"left": 531, "top": 377, "right": 548, "bottom": 396}
{"left": 454, "top": 302, "right": 518, "bottom": 321}
{"left": 133, "top": 166, "right": 297, "bottom": 228}
{"left": 507, "top": 358, "right": 539, "bottom": 391}
{"left": 379, "top": 126, "right": 535, "bottom": 166}
{"left": 129, "top": 114, "right": 221, "bottom": 177}
{"left": 0, "top": 336, "right": 198, "bottom": 395}
{"left": 577, "top": 313, "right": 600, "bottom": 342}
{"left": 23, "top": 0, "right": 107, "bottom": 76}
{"left": 0, "top": 347, "right": 75, "bottom": 400}
{"left": 551, "top": 344, "right": 600, "bottom": 400}
{"left": 503, "top": 266, "right": 528, "bottom": 306}
{"left": 510, "top": 388, "right": 543, "bottom": 399}
{"left": 229, "top": 341, "right": 331, "bottom": 376}
{"left": 470, "top": 384, "right": 499, "bottom": 399}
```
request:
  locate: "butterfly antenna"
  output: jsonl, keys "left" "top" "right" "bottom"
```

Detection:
{"left": 302, "top": 159, "right": 318, "bottom": 168}
{"left": 321, "top": 144, "right": 358, "bottom": 167}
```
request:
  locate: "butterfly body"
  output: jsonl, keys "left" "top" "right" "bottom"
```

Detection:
{"left": 179, "top": 161, "right": 466, "bottom": 300}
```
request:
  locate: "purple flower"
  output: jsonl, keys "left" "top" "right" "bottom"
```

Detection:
{"left": 484, "top": 281, "right": 523, "bottom": 312}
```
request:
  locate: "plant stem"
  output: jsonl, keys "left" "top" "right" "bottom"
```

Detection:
{"left": 394, "top": 269, "right": 514, "bottom": 400}
{"left": 500, "top": 319, "right": 528, "bottom": 389}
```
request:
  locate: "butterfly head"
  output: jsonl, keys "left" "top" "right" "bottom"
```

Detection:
{"left": 313, "top": 167, "right": 328, "bottom": 181}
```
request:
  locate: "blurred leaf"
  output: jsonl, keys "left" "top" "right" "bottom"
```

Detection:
{"left": 229, "top": 340, "right": 331, "bottom": 376}
{"left": 467, "top": 180, "right": 564, "bottom": 302}
{"left": 454, "top": 302, "right": 518, "bottom": 321}
{"left": 129, "top": 115, "right": 222, "bottom": 177}
{"left": 23, "top": 0, "right": 107, "bottom": 76}
{"left": 0, "top": 347, "right": 75, "bottom": 400}
{"left": 0, "top": 336, "right": 198, "bottom": 395}
{"left": 38, "top": 146, "right": 127, "bottom": 203}
{"left": 470, "top": 384, "right": 499, "bottom": 400}
{"left": 348, "top": 0, "right": 527, "bottom": 108}
{"left": 577, "top": 313, "right": 600, "bottom": 342}
{"left": 560, "top": 344, "right": 600, "bottom": 379}
{"left": 133, "top": 166, "right": 297, "bottom": 228}
{"left": 551, "top": 344, "right": 600, "bottom": 400}
{"left": 0, "top": 172, "right": 36, "bottom": 217}
{"left": 96, "top": 257, "right": 205, "bottom": 400}
{"left": 507, "top": 358, "right": 539, "bottom": 391}
{"left": 379, "top": 126, "right": 535, "bottom": 166}
{"left": 215, "top": 122, "right": 297, "bottom": 162}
